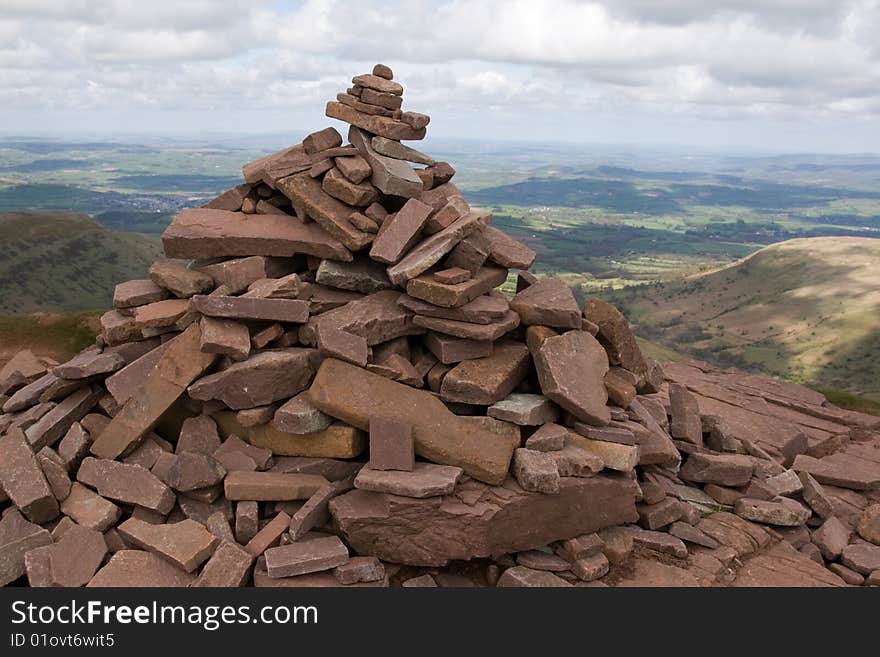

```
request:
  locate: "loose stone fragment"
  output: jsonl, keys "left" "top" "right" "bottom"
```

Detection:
{"left": 188, "top": 349, "right": 318, "bottom": 410}
{"left": 406, "top": 266, "right": 508, "bottom": 308}
{"left": 167, "top": 452, "right": 226, "bottom": 492}
{"left": 424, "top": 332, "right": 493, "bottom": 364}
{"left": 679, "top": 453, "right": 754, "bottom": 487}
{"left": 78, "top": 457, "right": 175, "bottom": 514}
{"left": 53, "top": 351, "right": 125, "bottom": 380}
{"left": 482, "top": 226, "right": 536, "bottom": 269}
{"left": 637, "top": 497, "right": 683, "bottom": 530}
{"left": 402, "top": 574, "right": 438, "bottom": 587}
{"left": 193, "top": 295, "right": 309, "bottom": 323}
{"left": 87, "top": 550, "right": 194, "bottom": 587}
{"left": 489, "top": 394, "right": 559, "bottom": 426}
{"left": 149, "top": 260, "right": 214, "bottom": 298}
{"left": 370, "top": 198, "right": 432, "bottom": 264}
{"left": 734, "top": 497, "right": 811, "bottom": 527}
{"left": 49, "top": 524, "right": 107, "bottom": 587}
{"left": 497, "top": 566, "right": 571, "bottom": 587}
{"left": 113, "top": 279, "right": 169, "bottom": 309}
{"left": 510, "top": 278, "right": 581, "bottom": 329}
{"left": 177, "top": 415, "right": 223, "bottom": 456}
{"left": 572, "top": 553, "right": 610, "bottom": 582}
{"left": 440, "top": 341, "right": 530, "bottom": 405}
{"left": 273, "top": 391, "right": 333, "bottom": 435}
{"left": 0, "top": 428, "right": 59, "bottom": 523}
{"left": 513, "top": 448, "right": 560, "bottom": 494}
{"left": 316, "top": 327, "right": 369, "bottom": 367}
{"left": 532, "top": 330, "right": 611, "bottom": 427}
{"left": 668, "top": 522, "right": 719, "bottom": 549}
{"left": 414, "top": 309, "right": 519, "bottom": 342}
{"left": 118, "top": 518, "right": 217, "bottom": 572}
{"left": 354, "top": 463, "right": 462, "bottom": 498}
{"left": 193, "top": 540, "right": 255, "bottom": 587}
{"left": 857, "top": 504, "right": 880, "bottom": 545}
{"left": 525, "top": 423, "right": 567, "bottom": 451}
{"left": 303, "top": 127, "right": 342, "bottom": 155}
{"left": 322, "top": 166, "right": 378, "bottom": 206}
{"left": 604, "top": 371, "right": 636, "bottom": 408}
{"left": 631, "top": 528, "right": 688, "bottom": 558}
{"left": 583, "top": 298, "right": 649, "bottom": 377}
{"left": 245, "top": 511, "right": 292, "bottom": 556}
{"left": 812, "top": 517, "right": 851, "bottom": 560}
{"left": 200, "top": 316, "right": 251, "bottom": 361}
{"left": 433, "top": 267, "right": 471, "bottom": 285}
{"left": 334, "top": 556, "right": 385, "bottom": 585}
{"left": 369, "top": 416, "right": 414, "bottom": 471}
{"left": 26, "top": 386, "right": 100, "bottom": 451}
{"left": 60, "top": 482, "right": 121, "bottom": 532}
{"left": 0, "top": 509, "right": 52, "bottom": 586}
{"left": 224, "top": 471, "right": 329, "bottom": 501}
{"left": 265, "top": 536, "right": 349, "bottom": 579}
{"left": 398, "top": 293, "right": 509, "bottom": 325}
{"left": 669, "top": 383, "right": 703, "bottom": 446}
{"left": 556, "top": 533, "right": 605, "bottom": 561}
{"left": 841, "top": 543, "right": 880, "bottom": 575}
{"left": 300, "top": 290, "right": 420, "bottom": 347}
{"left": 316, "top": 257, "right": 391, "bottom": 294}
{"left": 516, "top": 549, "right": 570, "bottom": 572}
{"left": 36, "top": 447, "right": 71, "bottom": 500}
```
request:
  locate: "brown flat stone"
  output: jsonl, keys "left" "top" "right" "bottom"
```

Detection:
{"left": 25, "top": 386, "right": 100, "bottom": 451}
{"left": 679, "top": 453, "right": 754, "bottom": 487}
{"left": 315, "top": 257, "right": 391, "bottom": 294}
{"left": 510, "top": 278, "right": 581, "bottom": 329}
{"left": 355, "top": 463, "right": 462, "bottom": 498}
{"left": 243, "top": 273, "right": 301, "bottom": 299}
{"left": 584, "top": 298, "right": 649, "bottom": 377}
{"left": 398, "top": 293, "right": 509, "bottom": 324}
{"left": 331, "top": 473, "right": 638, "bottom": 566}
{"left": 533, "top": 330, "right": 611, "bottom": 427}
{"left": 90, "top": 324, "right": 216, "bottom": 460}
{"left": 482, "top": 226, "right": 536, "bottom": 269}
{"left": 433, "top": 267, "right": 471, "bottom": 285}
{"left": 669, "top": 383, "right": 703, "bottom": 445}
{"left": 149, "top": 260, "right": 214, "bottom": 298}
{"left": 424, "top": 332, "right": 493, "bottom": 364}
{"left": 0, "top": 509, "right": 52, "bottom": 586}
{"left": 200, "top": 316, "right": 250, "bottom": 361}
{"left": 104, "top": 340, "right": 173, "bottom": 405}
{"left": 327, "top": 101, "right": 425, "bottom": 141}
{"left": 60, "top": 482, "right": 121, "bottom": 531}
{"left": 113, "top": 279, "right": 169, "bottom": 309}
{"left": 309, "top": 358, "right": 518, "bottom": 484}
{"left": 300, "top": 290, "right": 421, "bottom": 347}
{"left": 792, "top": 454, "right": 880, "bottom": 490}
{"left": 193, "top": 540, "right": 255, "bottom": 587}
{"left": 273, "top": 391, "right": 333, "bottom": 435}
{"left": 489, "top": 394, "right": 559, "bottom": 426}
{"left": 128, "top": 298, "right": 191, "bottom": 330}
{"left": 303, "top": 127, "right": 342, "bottom": 155}
{"left": 316, "top": 326, "right": 369, "bottom": 367}
{"left": 265, "top": 535, "right": 349, "bottom": 578}
{"left": 118, "top": 518, "right": 217, "bottom": 572}
{"left": 322, "top": 167, "right": 378, "bottom": 206}
{"left": 335, "top": 154, "right": 372, "bottom": 184}
{"left": 78, "top": 456, "right": 175, "bottom": 514}
{"left": 224, "top": 471, "right": 329, "bottom": 501}
{"left": 204, "top": 183, "right": 251, "bottom": 211}
{"left": 276, "top": 174, "right": 374, "bottom": 252}
{"left": 565, "top": 432, "right": 639, "bottom": 472}
{"left": 368, "top": 416, "right": 414, "bottom": 471}
{"left": 49, "top": 524, "right": 107, "bottom": 587}
{"left": 188, "top": 349, "right": 318, "bottom": 410}
{"left": 53, "top": 351, "right": 125, "bottom": 380}
{"left": 369, "top": 198, "right": 432, "bottom": 264}
{"left": 216, "top": 411, "right": 366, "bottom": 459}
{"left": 439, "top": 341, "right": 530, "bottom": 405}
{"left": 0, "top": 428, "right": 59, "bottom": 523}
{"left": 406, "top": 265, "right": 508, "bottom": 308}
{"left": 87, "top": 550, "right": 195, "bottom": 587}
{"left": 288, "top": 481, "right": 353, "bottom": 540}
{"left": 242, "top": 144, "right": 311, "bottom": 185}
{"left": 192, "top": 295, "right": 309, "bottom": 323}
{"left": 162, "top": 208, "right": 351, "bottom": 262}
{"left": 414, "top": 309, "right": 519, "bottom": 342}
{"left": 198, "top": 255, "right": 296, "bottom": 294}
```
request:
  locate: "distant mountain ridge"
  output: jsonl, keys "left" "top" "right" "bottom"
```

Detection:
{"left": 0, "top": 211, "right": 162, "bottom": 313}
{"left": 609, "top": 236, "right": 880, "bottom": 400}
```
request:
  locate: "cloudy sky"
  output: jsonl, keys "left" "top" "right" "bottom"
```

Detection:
{"left": 1, "top": 0, "right": 879, "bottom": 151}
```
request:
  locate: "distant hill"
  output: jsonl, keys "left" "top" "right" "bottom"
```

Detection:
{"left": 609, "top": 237, "right": 880, "bottom": 400}
{"left": 0, "top": 211, "right": 163, "bottom": 313}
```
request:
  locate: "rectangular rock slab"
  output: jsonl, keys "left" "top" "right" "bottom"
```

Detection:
{"left": 224, "top": 471, "right": 330, "bottom": 501}
{"left": 482, "top": 225, "right": 537, "bottom": 269}
{"left": 355, "top": 463, "right": 461, "bottom": 498}
{"left": 440, "top": 341, "right": 530, "bottom": 405}
{"left": 369, "top": 198, "right": 432, "bottom": 264}
{"left": 117, "top": 518, "right": 217, "bottom": 573}
{"left": 309, "top": 358, "right": 519, "bottom": 484}
{"left": 192, "top": 540, "right": 255, "bottom": 587}
{"left": 406, "top": 266, "right": 508, "bottom": 308}
{"left": 0, "top": 428, "right": 59, "bottom": 523}
{"left": 265, "top": 535, "right": 349, "bottom": 578}
{"left": 78, "top": 457, "right": 175, "bottom": 514}
{"left": 416, "top": 310, "right": 520, "bottom": 343}
{"left": 0, "top": 509, "right": 53, "bottom": 586}
{"left": 299, "top": 290, "right": 422, "bottom": 347}
{"left": 424, "top": 332, "right": 493, "bottom": 364}
{"left": 162, "top": 208, "right": 351, "bottom": 262}
{"left": 188, "top": 349, "right": 318, "bottom": 410}
{"left": 330, "top": 473, "right": 639, "bottom": 566}
{"left": 60, "top": 482, "right": 121, "bottom": 532}
{"left": 369, "top": 416, "right": 414, "bottom": 471}
{"left": 398, "top": 293, "right": 509, "bottom": 325}
{"left": 327, "top": 101, "right": 425, "bottom": 141}
{"left": 90, "top": 324, "right": 216, "bottom": 460}
{"left": 25, "top": 385, "right": 100, "bottom": 451}
{"left": 192, "top": 295, "right": 309, "bottom": 323}
{"left": 215, "top": 412, "right": 366, "bottom": 459}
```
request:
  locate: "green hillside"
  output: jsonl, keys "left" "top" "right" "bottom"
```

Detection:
{"left": 0, "top": 211, "right": 163, "bottom": 313}
{"left": 609, "top": 237, "right": 880, "bottom": 400}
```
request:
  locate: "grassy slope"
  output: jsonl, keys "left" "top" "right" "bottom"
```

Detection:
{"left": 0, "top": 211, "right": 163, "bottom": 313}
{"left": 609, "top": 236, "right": 880, "bottom": 399}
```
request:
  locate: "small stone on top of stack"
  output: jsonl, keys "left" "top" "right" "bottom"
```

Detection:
{"left": 2, "top": 64, "right": 879, "bottom": 589}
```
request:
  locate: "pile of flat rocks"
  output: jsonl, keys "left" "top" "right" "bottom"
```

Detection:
{"left": 2, "top": 65, "right": 879, "bottom": 588}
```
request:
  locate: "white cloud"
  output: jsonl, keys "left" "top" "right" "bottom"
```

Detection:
{"left": 0, "top": 0, "right": 878, "bottom": 149}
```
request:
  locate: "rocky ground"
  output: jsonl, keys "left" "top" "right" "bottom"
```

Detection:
{"left": 1, "top": 64, "right": 878, "bottom": 588}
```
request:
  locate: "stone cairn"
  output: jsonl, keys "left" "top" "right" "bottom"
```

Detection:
{"left": 1, "top": 64, "right": 879, "bottom": 588}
